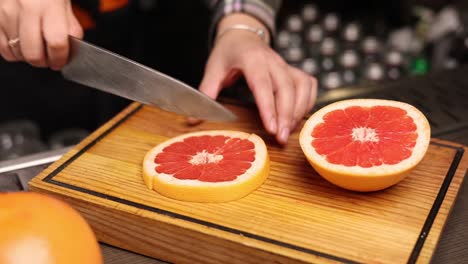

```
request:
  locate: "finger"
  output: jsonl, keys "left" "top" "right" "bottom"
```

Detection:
{"left": 307, "top": 76, "right": 318, "bottom": 113}
{"left": 269, "top": 61, "right": 295, "bottom": 144}
{"left": 43, "top": 3, "right": 69, "bottom": 70}
{"left": 0, "top": 30, "right": 18, "bottom": 61}
{"left": 289, "top": 67, "right": 312, "bottom": 130}
{"left": 66, "top": 2, "right": 83, "bottom": 39}
{"left": 189, "top": 57, "right": 228, "bottom": 124}
{"left": 198, "top": 59, "right": 228, "bottom": 100}
{"left": 0, "top": 0, "right": 23, "bottom": 60}
{"left": 243, "top": 62, "right": 277, "bottom": 134}
{"left": 19, "top": 6, "right": 47, "bottom": 67}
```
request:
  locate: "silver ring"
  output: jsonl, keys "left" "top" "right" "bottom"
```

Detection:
{"left": 7, "top": 38, "right": 20, "bottom": 48}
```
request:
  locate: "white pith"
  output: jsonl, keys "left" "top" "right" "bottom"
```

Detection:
{"left": 143, "top": 130, "right": 267, "bottom": 187}
{"left": 351, "top": 127, "right": 379, "bottom": 142}
{"left": 189, "top": 150, "right": 223, "bottom": 165}
{"left": 299, "top": 99, "right": 431, "bottom": 176}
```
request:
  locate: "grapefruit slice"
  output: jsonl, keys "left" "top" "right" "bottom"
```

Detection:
{"left": 299, "top": 99, "right": 431, "bottom": 192}
{"left": 143, "top": 130, "right": 270, "bottom": 202}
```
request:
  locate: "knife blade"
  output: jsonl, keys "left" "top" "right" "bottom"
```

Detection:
{"left": 61, "top": 37, "right": 236, "bottom": 122}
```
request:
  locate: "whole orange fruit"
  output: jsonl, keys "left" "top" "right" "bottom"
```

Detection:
{"left": 0, "top": 192, "right": 102, "bottom": 264}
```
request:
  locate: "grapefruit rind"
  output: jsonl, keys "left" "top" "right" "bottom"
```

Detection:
{"left": 143, "top": 130, "right": 270, "bottom": 202}
{"left": 300, "top": 99, "right": 431, "bottom": 192}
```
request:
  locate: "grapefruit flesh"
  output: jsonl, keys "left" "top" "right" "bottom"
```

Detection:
{"left": 300, "top": 99, "right": 431, "bottom": 192}
{"left": 143, "top": 130, "right": 270, "bottom": 202}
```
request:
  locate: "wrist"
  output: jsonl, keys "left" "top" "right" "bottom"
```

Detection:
{"left": 217, "top": 13, "right": 271, "bottom": 45}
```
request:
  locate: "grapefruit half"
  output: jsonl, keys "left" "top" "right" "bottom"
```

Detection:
{"left": 143, "top": 130, "right": 270, "bottom": 202}
{"left": 299, "top": 99, "right": 431, "bottom": 192}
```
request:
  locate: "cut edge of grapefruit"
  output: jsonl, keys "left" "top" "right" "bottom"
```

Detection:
{"left": 142, "top": 130, "right": 270, "bottom": 202}
{"left": 299, "top": 99, "right": 431, "bottom": 192}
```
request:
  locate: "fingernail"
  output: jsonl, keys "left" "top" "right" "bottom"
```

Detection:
{"left": 269, "top": 118, "right": 277, "bottom": 134}
{"left": 280, "top": 127, "right": 290, "bottom": 143}
{"left": 186, "top": 117, "right": 203, "bottom": 126}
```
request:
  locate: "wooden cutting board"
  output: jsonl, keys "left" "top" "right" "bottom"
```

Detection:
{"left": 30, "top": 102, "right": 468, "bottom": 264}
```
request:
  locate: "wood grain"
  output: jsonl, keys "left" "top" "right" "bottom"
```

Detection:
{"left": 30, "top": 102, "right": 468, "bottom": 264}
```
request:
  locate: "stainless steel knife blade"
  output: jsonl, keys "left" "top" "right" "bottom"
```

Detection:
{"left": 61, "top": 37, "right": 236, "bottom": 122}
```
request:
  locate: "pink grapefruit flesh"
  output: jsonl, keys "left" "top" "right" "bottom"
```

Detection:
{"left": 154, "top": 135, "right": 255, "bottom": 182}
{"left": 300, "top": 99, "right": 431, "bottom": 192}
{"left": 143, "top": 130, "right": 270, "bottom": 202}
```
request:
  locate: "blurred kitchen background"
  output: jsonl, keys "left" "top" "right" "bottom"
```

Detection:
{"left": 1, "top": 0, "right": 468, "bottom": 161}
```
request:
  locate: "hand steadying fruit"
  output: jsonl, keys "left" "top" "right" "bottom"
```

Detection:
{"left": 199, "top": 13, "right": 318, "bottom": 145}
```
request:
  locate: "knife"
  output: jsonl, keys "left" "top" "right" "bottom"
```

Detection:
{"left": 61, "top": 37, "right": 236, "bottom": 122}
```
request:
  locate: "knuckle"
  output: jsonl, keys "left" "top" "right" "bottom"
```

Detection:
{"left": 244, "top": 48, "right": 266, "bottom": 61}
{"left": 47, "top": 38, "right": 67, "bottom": 50}
{"left": 4, "top": 55, "right": 17, "bottom": 62}
{"left": 1, "top": 51, "right": 15, "bottom": 62}
{"left": 304, "top": 76, "right": 314, "bottom": 88}
{"left": 0, "top": 4, "right": 13, "bottom": 18}
{"left": 24, "top": 52, "right": 44, "bottom": 66}
{"left": 50, "top": 58, "right": 65, "bottom": 68}
{"left": 0, "top": 7, "right": 6, "bottom": 18}
{"left": 271, "top": 51, "right": 289, "bottom": 66}
{"left": 276, "top": 59, "right": 290, "bottom": 72}
{"left": 308, "top": 76, "right": 317, "bottom": 88}
{"left": 250, "top": 76, "right": 269, "bottom": 91}
{"left": 272, "top": 51, "right": 286, "bottom": 63}
{"left": 0, "top": 45, "right": 10, "bottom": 58}
{"left": 17, "top": 0, "right": 29, "bottom": 9}
{"left": 310, "top": 75, "right": 317, "bottom": 84}
{"left": 293, "top": 112, "right": 303, "bottom": 122}
{"left": 18, "top": 0, "right": 41, "bottom": 13}
{"left": 18, "top": 0, "right": 34, "bottom": 7}
{"left": 69, "top": 24, "right": 84, "bottom": 38}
